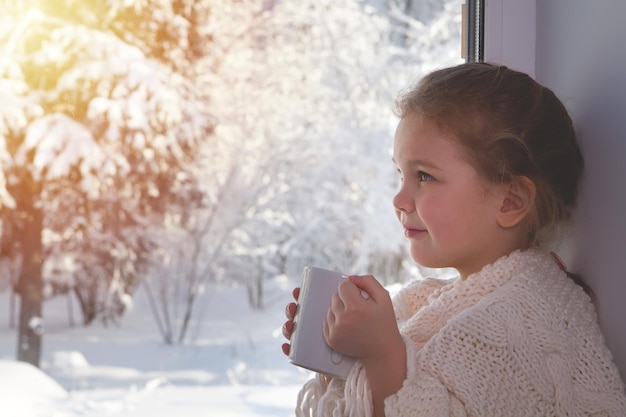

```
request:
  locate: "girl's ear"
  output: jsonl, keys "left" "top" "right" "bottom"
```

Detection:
{"left": 496, "top": 176, "right": 536, "bottom": 229}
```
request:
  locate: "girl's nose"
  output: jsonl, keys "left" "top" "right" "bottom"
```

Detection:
{"left": 393, "top": 187, "right": 414, "bottom": 214}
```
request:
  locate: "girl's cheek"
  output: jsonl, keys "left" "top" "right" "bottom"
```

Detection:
{"left": 417, "top": 197, "right": 440, "bottom": 223}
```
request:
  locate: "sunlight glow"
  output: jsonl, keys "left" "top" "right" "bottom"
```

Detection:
{"left": 3, "top": 6, "right": 46, "bottom": 57}
{"left": 2, "top": 2, "right": 81, "bottom": 65}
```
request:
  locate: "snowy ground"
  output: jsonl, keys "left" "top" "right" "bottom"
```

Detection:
{"left": 0, "top": 275, "right": 312, "bottom": 416}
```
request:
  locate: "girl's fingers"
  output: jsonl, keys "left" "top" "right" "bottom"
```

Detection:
{"left": 282, "top": 320, "right": 294, "bottom": 340}
{"left": 348, "top": 275, "right": 386, "bottom": 301}
{"left": 285, "top": 302, "right": 297, "bottom": 319}
{"left": 323, "top": 314, "right": 330, "bottom": 340}
{"left": 330, "top": 293, "right": 344, "bottom": 314}
{"left": 281, "top": 287, "right": 301, "bottom": 358}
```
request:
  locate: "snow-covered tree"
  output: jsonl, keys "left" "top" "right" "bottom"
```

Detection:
{"left": 202, "top": 0, "right": 463, "bottom": 283}
{"left": 141, "top": 0, "right": 463, "bottom": 345}
{"left": 1, "top": 0, "right": 462, "bottom": 351}
{"left": 0, "top": 0, "right": 213, "bottom": 365}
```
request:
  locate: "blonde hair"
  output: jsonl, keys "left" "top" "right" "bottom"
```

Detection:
{"left": 395, "top": 63, "right": 584, "bottom": 246}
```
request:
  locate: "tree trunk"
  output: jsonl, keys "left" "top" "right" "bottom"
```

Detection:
{"left": 256, "top": 273, "right": 264, "bottom": 310}
{"left": 15, "top": 205, "right": 44, "bottom": 367}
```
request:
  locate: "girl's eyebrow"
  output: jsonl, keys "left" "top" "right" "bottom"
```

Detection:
{"left": 392, "top": 156, "right": 440, "bottom": 170}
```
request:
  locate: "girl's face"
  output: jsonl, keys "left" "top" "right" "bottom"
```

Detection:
{"left": 392, "top": 114, "right": 507, "bottom": 279}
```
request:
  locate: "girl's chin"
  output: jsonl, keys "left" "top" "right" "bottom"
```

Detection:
{"left": 409, "top": 249, "right": 446, "bottom": 270}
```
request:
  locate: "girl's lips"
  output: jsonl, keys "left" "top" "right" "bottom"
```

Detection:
{"left": 404, "top": 227, "right": 426, "bottom": 238}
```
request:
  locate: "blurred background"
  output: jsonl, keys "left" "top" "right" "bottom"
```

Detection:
{"left": 0, "top": 0, "right": 462, "bottom": 415}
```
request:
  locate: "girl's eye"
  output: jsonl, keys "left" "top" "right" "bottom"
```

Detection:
{"left": 418, "top": 171, "right": 434, "bottom": 182}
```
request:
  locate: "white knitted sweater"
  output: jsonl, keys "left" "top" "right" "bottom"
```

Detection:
{"left": 295, "top": 249, "right": 626, "bottom": 416}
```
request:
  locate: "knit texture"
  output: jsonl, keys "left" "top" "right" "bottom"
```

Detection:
{"left": 295, "top": 249, "right": 626, "bottom": 417}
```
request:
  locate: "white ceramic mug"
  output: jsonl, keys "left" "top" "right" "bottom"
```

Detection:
{"left": 288, "top": 266, "right": 357, "bottom": 379}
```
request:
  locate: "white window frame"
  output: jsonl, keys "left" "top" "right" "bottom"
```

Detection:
{"left": 483, "top": 0, "right": 537, "bottom": 77}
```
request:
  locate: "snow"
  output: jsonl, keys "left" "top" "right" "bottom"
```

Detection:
{"left": 0, "top": 360, "right": 67, "bottom": 416}
{"left": 0, "top": 278, "right": 309, "bottom": 416}
{"left": 0, "top": 277, "right": 431, "bottom": 417}
{"left": 17, "top": 113, "right": 106, "bottom": 182}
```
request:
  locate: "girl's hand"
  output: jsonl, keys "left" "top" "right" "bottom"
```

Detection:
{"left": 325, "top": 276, "right": 407, "bottom": 415}
{"left": 281, "top": 287, "right": 300, "bottom": 356}
{"left": 323, "top": 275, "right": 403, "bottom": 362}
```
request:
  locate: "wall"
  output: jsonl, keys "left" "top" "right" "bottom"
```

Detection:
{"left": 535, "top": 0, "right": 626, "bottom": 379}
{"left": 486, "top": 0, "right": 626, "bottom": 379}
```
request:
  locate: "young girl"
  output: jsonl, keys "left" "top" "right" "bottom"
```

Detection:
{"left": 281, "top": 62, "right": 626, "bottom": 417}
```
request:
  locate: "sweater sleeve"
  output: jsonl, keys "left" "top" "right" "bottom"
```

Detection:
{"left": 385, "top": 294, "right": 540, "bottom": 416}
{"left": 384, "top": 335, "right": 467, "bottom": 417}
{"left": 386, "top": 298, "right": 536, "bottom": 416}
